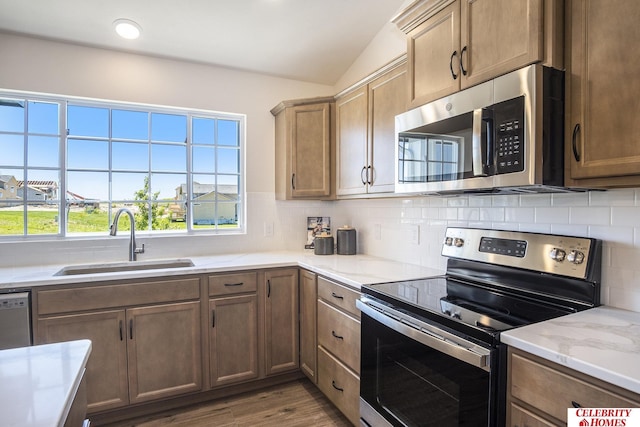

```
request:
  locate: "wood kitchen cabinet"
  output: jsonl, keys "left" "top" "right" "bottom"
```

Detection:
{"left": 393, "top": 0, "right": 562, "bottom": 108}
{"left": 507, "top": 347, "right": 640, "bottom": 426}
{"left": 35, "top": 277, "right": 202, "bottom": 413}
{"left": 566, "top": 0, "right": 640, "bottom": 187}
{"left": 271, "top": 97, "right": 334, "bottom": 200}
{"left": 264, "top": 268, "right": 299, "bottom": 375}
{"left": 299, "top": 269, "right": 318, "bottom": 383}
{"left": 336, "top": 60, "right": 406, "bottom": 196}
{"left": 208, "top": 272, "right": 259, "bottom": 387}
{"left": 315, "top": 276, "right": 361, "bottom": 425}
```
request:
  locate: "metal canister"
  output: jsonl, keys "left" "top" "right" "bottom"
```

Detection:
{"left": 314, "top": 233, "right": 334, "bottom": 255}
{"left": 336, "top": 226, "right": 356, "bottom": 255}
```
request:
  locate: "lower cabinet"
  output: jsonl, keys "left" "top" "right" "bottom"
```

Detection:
{"left": 299, "top": 269, "right": 318, "bottom": 383}
{"left": 316, "top": 276, "right": 361, "bottom": 425}
{"left": 507, "top": 347, "right": 640, "bottom": 426}
{"left": 36, "top": 277, "right": 203, "bottom": 413}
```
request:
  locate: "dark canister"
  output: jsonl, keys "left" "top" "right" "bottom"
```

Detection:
{"left": 314, "top": 233, "right": 334, "bottom": 255}
{"left": 336, "top": 226, "right": 356, "bottom": 255}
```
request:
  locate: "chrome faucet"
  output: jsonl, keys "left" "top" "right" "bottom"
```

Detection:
{"left": 109, "top": 208, "right": 145, "bottom": 261}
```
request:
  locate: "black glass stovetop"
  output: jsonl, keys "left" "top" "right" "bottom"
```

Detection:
{"left": 362, "top": 276, "right": 575, "bottom": 337}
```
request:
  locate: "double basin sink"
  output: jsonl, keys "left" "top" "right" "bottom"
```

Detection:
{"left": 54, "top": 259, "right": 195, "bottom": 276}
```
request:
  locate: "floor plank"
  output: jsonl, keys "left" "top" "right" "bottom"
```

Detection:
{"left": 101, "top": 379, "right": 352, "bottom": 426}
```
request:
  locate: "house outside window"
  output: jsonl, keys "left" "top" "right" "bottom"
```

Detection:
{"left": 0, "top": 93, "right": 245, "bottom": 237}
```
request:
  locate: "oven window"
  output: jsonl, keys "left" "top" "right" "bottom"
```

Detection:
{"left": 361, "top": 313, "right": 491, "bottom": 426}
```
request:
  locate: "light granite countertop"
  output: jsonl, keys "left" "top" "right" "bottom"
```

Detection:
{"left": 501, "top": 306, "right": 640, "bottom": 395}
{"left": 0, "top": 339, "right": 92, "bottom": 427}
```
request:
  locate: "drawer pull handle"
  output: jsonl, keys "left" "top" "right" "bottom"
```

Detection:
{"left": 331, "top": 330, "right": 344, "bottom": 340}
{"left": 224, "top": 282, "right": 244, "bottom": 287}
{"left": 331, "top": 380, "right": 344, "bottom": 392}
{"left": 331, "top": 292, "right": 344, "bottom": 300}
{"left": 571, "top": 401, "right": 582, "bottom": 408}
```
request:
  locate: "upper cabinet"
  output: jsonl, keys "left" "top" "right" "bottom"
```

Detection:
{"left": 336, "top": 60, "right": 407, "bottom": 196}
{"left": 566, "top": 0, "right": 640, "bottom": 187}
{"left": 271, "top": 98, "right": 335, "bottom": 200}
{"left": 393, "top": 0, "right": 562, "bottom": 108}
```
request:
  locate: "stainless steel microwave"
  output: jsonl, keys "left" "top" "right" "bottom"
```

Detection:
{"left": 395, "top": 64, "right": 568, "bottom": 195}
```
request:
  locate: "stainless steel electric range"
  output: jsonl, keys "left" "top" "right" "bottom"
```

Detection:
{"left": 358, "top": 227, "right": 602, "bottom": 427}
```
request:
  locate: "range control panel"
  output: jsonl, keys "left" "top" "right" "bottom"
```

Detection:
{"left": 442, "top": 227, "right": 596, "bottom": 279}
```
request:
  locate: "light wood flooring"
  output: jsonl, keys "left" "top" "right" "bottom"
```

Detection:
{"left": 100, "top": 379, "right": 352, "bottom": 427}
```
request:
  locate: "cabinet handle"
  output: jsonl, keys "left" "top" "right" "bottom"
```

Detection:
{"left": 331, "top": 292, "right": 344, "bottom": 300}
{"left": 291, "top": 173, "right": 295, "bottom": 190}
{"left": 331, "top": 380, "right": 344, "bottom": 392}
{"left": 119, "top": 320, "right": 123, "bottom": 341}
{"left": 449, "top": 50, "right": 459, "bottom": 80}
{"left": 212, "top": 310, "right": 216, "bottom": 328}
{"left": 460, "top": 46, "right": 468, "bottom": 76}
{"left": 224, "top": 282, "right": 244, "bottom": 287}
{"left": 331, "top": 330, "right": 344, "bottom": 340}
{"left": 267, "top": 279, "right": 271, "bottom": 298}
{"left": 129, "top": 319, "right": 133, "bottom": 340}
{"left": 571, "top": 400, "right": 582, "bottom": 408}
{"left": 360, "top": 166, "right": 367, "bottom": 185}
{"left": 572, "top": 123, "right": 581, "bottom": 162}
{"left": 367, "top": 165, "right": 372, "bottom": 185}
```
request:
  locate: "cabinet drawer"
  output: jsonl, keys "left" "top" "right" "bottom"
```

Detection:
{"left": 37, "top": 278, "right": 200, "bottom": 315}
{"left": 318, "top": 277, "right": 360, "bottom": 319}
{"left": 509, "top": 402, "right": 559, "bottom": 427}
{"left": 317, "top": 346, "right": 360, "bottom": 426}
{"left": 208, "top": 272, "right": 257, "bottom": 296}
{"left": 317, "top": 300, "right": 360, "bottom": 374}
{"left": 510, "top": 351, "right": 640, "bottom": 423}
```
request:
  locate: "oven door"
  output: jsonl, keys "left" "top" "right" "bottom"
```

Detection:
{"left": 357, "top": 297, "right": 500, "bottom": 427}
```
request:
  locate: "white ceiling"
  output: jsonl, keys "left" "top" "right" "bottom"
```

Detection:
{"left": 0, "top": 0, "right": 406, "bottom": 85}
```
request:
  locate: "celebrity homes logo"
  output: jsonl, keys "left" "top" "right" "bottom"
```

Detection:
{"left": 567, "top": 408, "right": 640, "bottom": 426}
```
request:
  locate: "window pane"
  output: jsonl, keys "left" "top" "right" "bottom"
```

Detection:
{"left": 218, "top": 120, "right": 239, "bottom": 146}
{"left": 151, "top": 144, "right": 186, "bottom": 172}
{"left": 217, "top": 147, "right": 239, "bottom": 174}
{"left": 67, "top": 171, "right": 108, "bottom": 201}
{"left": 0, "top": 99, "right": 25, "bottom": 132}
{"left": 23, "top": 169, "right": 59, "bottom": 202}
{"left": 27, "top": 136, "right": 59, "bottom": 168}
{"left": 151, "top": 173, "right": 186, "bottom": 201}
{"left": 66, "top": 201, "right": 107, "bottom": 234}
{"left": 150, "top": 202, "right": 186, "bottom": 231}
{"left": 112, "top": 172, "right": 147, "bottom": 201}
{"left": 68, "top": 139, "right": 108, "bottom": 170}
{"left": 0, "top": 201, "right": 24, "bottom": 235}
{"left": 192, "top": 174, "right": 214, "bottom": 198}
{"left": 28, "top": 101, "right": 59, "bottom": 135}
{"left": 113, "top": 109, "right": 148, "bottom": 140}
{"left": 68, "top": 105, "right": 109, "bottom": 137}
{"left": 112, "top": 142, "right": 149, "bottom": 171}
{"left": 0, "top": 134, "right": 24, "bottom": 166}
{"left": 192, "top": 117, "right": 214, "bottom": 145}
{"left": 27, "top": 202, "right": 59, "bottom": 234}
{"left": 192, "top": 146, "right": 215, "bottom": 173}
{"left": 151, "top": 113, "right": 186, "bottom": 143}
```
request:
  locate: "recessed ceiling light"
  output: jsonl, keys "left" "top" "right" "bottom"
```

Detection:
{"left": 113, "top": 19, "right": 142, "bottom": 40}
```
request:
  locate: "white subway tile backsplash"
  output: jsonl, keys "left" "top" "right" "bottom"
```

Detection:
{"left": 611, "top": 207, "right": 640, "bottom": 227}
{"left": 570, "top": 207, "right": 610, "bottom": 225}
{"left": 590, "top": 189, "right": 636, "bottom": 206}
{"left": 551, "top": 192, "right": 590, "bottom": 206}
{"left": 505, "top": 207, "right": 534, "bottom": 223}
{"left": 491, "top": 194, "right": 520, "bottom": 207}
{"left": 588, "top": 226, "right": 633, "bottom": 246}
{"left": 519, "top": 193, "right": 551, "bottom": 207}
{"left": 549, "top": 224, "right": 589, "bottom": 237}
{"left": 535, "top": 207, "right": 569, "bottom": 224}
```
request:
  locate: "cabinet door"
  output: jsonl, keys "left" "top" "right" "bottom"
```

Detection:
{"left": 264, "top": 268, "right": 299, "bottom": 375}
{"left": 290, "top": 103, "right": 332, "bottom": 197}
{"left": 368, "top": 64, "right": 407, "bottom": 194}
{"left": 460, "top": 0, "right": 543, "bottom": 89}
{"left": 336, "top": 86, "right": 368, "bottom": 196}
{"left": 407, "top": 1, "right": 461, "bottom": 107}
{"left": 127, "top": 301, "right": 202, "bottom": 404}
{"left": 568, "top": 0, "right": 640, "bottom": 183}
{"left": 299, "top": 269, "right": 317, "bottom": 383}
{"left": 38, "top": 310, "right": 129, "bottom": 413}
{"left": 209, "top": 295, "right": 258, "bottom": 387}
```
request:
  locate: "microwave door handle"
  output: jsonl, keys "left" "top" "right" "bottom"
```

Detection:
{"left": 471, "top": 109, "right": 487, "bottom": 177}
{"left": 483, "top": 109, "right": 494, "bottom": 174}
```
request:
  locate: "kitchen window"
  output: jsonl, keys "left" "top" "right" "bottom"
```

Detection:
{"left": 0, "top": 93, "right": 245, "bottom": 237}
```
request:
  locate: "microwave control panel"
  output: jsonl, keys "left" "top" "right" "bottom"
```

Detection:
{"left": 494, "top": 96, "right": 525, "bottom": 174}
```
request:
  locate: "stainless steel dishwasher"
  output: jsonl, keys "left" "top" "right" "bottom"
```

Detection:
{"left": 0, "top": 292, "right": 32, "bottom": 350}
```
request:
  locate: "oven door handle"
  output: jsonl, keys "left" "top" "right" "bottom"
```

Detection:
{"left": 357, "top": 299, "right": 490, "bottom": 371}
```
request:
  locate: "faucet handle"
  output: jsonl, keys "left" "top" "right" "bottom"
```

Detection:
{"left": 134, "top": 244, "right": 145, "bottom": 254}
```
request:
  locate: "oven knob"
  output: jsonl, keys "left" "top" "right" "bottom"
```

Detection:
{"left": 444, "top": 237, "right": 453, "bottom": 246}
{"left": 549, "top": 248, "right": 566, "bottom": 261}
{"left": 453, "top": 238, "right": 465, "bottom": 247}
{"left": 567, "top": 250, "right": 585, "bottom": 264}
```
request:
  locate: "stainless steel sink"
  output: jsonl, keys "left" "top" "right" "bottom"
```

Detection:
{"left": 54, "top": 259, "right": 195, "bottom": 276}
